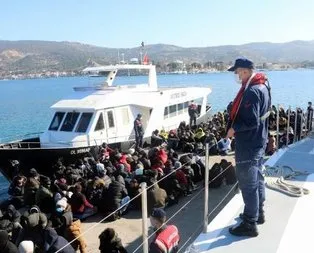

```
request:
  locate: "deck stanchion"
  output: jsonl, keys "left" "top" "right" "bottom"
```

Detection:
{"left": 294, "top": 107, "right": 298, "bottom": 143}
{"left": 276, "top": 104, "right": 280, "bottom": 150}
{"left": 286, "top": 106, "right": 291, "bottom": 146}
{"left": 140, "top": 182, "right": 149, "bottom": 253}
{"left": 304, "top": 108, "right": 308, "bottom": 136}
{"left": 310, "top": 110, "right": 313, "bottom": 133}
{"left": 203, "top": 143, "right": 209, "bottom": 233}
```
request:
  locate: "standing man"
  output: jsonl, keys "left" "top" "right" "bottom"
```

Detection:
{"left": 188, "top": 101, "right": 198, "bottom": 126}
{"left": 307, "top": 101, "right": 313, "bottom": 132}
{"left": 149, "top": 208, "right": 180, "bottom": 253}
{"left": 134, "top": 113, "right": 144, "bottom": 150}
{"left": 226, "top": 58, "right": 271, "bottom": 237}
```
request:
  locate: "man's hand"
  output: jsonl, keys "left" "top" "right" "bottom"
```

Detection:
{"left": 226, "top": 128, "right": 235, "bottom": 139}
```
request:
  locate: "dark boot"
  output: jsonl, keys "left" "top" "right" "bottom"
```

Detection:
{"left": 229, "top": 221, "right": 258, "bottom": 237}
{"left": 239, "top": 213, "right": 265, "bottom": 225}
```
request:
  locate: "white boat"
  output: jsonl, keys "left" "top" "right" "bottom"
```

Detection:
{"left": 0, "top": 64, "right": 212, "bottom": 180}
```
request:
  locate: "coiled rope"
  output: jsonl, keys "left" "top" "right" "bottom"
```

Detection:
{"left": 264, "top": 165, "right": 310, "bottom": 197}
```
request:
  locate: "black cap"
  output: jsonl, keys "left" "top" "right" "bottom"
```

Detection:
{"left": 228, "top": 58, "right": 254, "bottom": 71}
{"left": 151, "top": 208, "right": 166, "bottom": 220}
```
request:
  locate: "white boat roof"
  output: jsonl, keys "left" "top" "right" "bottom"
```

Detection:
{"left": 83, "top": 64, "right": 155, "bottom": 72}
{"left": 190, "top": 134, "right": 314, "bottom": 253}
{"left": 51, "top": 86, "right": 212, "bottom": 110}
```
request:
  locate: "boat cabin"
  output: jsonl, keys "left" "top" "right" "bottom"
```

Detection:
{"left": 40, "top": 64, "right": 212, "bottom": 149}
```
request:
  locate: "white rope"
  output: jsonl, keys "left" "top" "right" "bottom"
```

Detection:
{"left": 264, "top": 165, "right": 310, "bottom": 197}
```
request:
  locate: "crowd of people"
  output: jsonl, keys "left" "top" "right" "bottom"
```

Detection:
{"left": 0, "top": 101, "right": 312, "bottom": 252}
{"left": 0, "top": 107, "right": 237, "bottom": 253}
{"left": 266, "top": 102, "right": 313, "bottom": 155}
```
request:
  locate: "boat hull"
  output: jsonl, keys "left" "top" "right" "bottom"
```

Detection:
{"left": 0, "top": 144, "right": 104, "bottom": 181}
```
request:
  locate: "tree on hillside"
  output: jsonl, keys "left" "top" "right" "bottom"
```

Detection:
{"left": 191, "top": 62, "right": 202, "bottom": 69}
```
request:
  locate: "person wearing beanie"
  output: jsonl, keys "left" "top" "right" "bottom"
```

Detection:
{"left": 18, "top": 240, "right": 34, "bottom": 253}
{"left": 149, "top": 208, "right": 180, "bottom": 253}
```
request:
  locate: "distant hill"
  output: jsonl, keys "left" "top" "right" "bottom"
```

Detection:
{"left": 1, "top": 40, "right": 314, "bottom": 73}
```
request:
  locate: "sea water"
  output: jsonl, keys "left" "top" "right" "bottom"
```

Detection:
{"left": 0, "top": 69, "right": 313, "bottom": 199}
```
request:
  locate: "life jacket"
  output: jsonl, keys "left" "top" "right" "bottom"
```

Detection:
{"left": 155, "top": 225, "right": 180, "bottom": 253}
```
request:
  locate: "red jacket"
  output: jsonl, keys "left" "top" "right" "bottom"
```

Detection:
{"left": 157, "top": 149, "right": 168, "bottom": 164}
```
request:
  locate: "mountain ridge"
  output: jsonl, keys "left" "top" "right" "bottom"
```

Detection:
{"left": 1, "top": 39, "right": 314, "bottom": 73}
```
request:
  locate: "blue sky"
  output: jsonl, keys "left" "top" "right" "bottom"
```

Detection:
{"left": 1, "top": 0, "right": 314, "bottom": 48}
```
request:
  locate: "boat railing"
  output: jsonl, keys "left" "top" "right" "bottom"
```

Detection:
{"left": 0, "top": 132, "right": 43, "bottom": 144}
{"left": 0, "top": 134, "right": 138, "bottom": 149}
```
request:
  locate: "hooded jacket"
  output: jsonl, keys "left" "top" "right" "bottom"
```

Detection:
{"left": 0, "top": 230, "right": 18, "bottom": 253}
{"left": 4, "top": 205, "right": 21, "bottom": 223}
{"left": 44, "top": 227, "right": 75, "bottom": 253}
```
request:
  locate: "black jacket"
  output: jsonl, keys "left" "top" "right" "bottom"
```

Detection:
{"left": 99, "top": 235, "right": 128, "bottom": 253}
{"left": 44, "top": 227, "right": 75, "bottom": 253}
{"left": 0, "top": 230, "right": 18, "bottom": 253}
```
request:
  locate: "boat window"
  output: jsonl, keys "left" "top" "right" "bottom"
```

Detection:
{"left": 184, "top": 101, "right": 189, "bottom": 112}
{"left": 195, "top": 97, "right": 204, "bottom": 114}
{"left": 75, "top": 113, "right": 93, "bottom": 133}
{"left": 107, "top": 111, "right": 115, "bottom": 128}
{"left": 121, "top": 108, "right": 129, "bottom": 125}
{"left": 94, "top": 113, "right": 105, "bottom": 131}
{"left": 60, "top": 112, "right": 80, "bottom": 132}
{"left": 164, "top": 107, "right": 169, "bottom": 119}
{"left": 49, "top": 112, "right": 65, "bottom": 131}
{"left": 178, "top": 103, "right": 184, "bottom": 115}
{"left": 169, "top": 104, "right": 177, "bottom": 117}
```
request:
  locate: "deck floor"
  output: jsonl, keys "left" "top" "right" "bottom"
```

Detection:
{"left": 190, "top": 136, "right": 314, "bottom": 253}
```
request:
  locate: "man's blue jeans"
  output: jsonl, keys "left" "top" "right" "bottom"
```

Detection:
{"left": 236, "top": 156, "right": 265, "bottom": 223}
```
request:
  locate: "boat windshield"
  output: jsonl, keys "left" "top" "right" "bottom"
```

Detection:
{"left": 49, "top": 112, "right": 65, "bottom": 131}
{"left": 60, "top": 112, "right": 80, "bottom": 132}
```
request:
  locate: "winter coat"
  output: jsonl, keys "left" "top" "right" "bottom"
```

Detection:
{"left": 105, "top": 181, "right": 128, "bottom": 211}
{"left": 147, "top": 185, "right": 167, "bottom": 214}
{"left": 4, "top": 204, "right": 21, "bottom": 223}
{"left": 69, "top": 192, "right": 93, "bottom": 214}
{"left": 157, "top": 149, "right": 168, "bottom": 164}
{"left": 43, "top": 227, "right": 75, "bottom": 253}
{"left": 0, "top": 230, "right": 18, "bottom": 253}
{"left": 50, "top": 210, "right": 73, "bottom": 237}
{"left": 35, "top": 186, "right": 54, "bottom": 213}
{"left": 64, "top": 219, "right": 87, "bottom": 253}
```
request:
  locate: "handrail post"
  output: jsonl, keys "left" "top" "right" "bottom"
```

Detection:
{"left": 294, "top": 107, "right": 298, "bottom": 142}
{"left": 140, "top": 182, "right": 149, "bottom": 253}
{"left": 304, "top": 108, "right": 308, "bottom": 136}
{"left": 203, "top": 143, "right": 209, "bottom": 233}
{"left": 286, "top": 106, "right": 291, "bottom": 146}
{"left": 276, "top": 104, "right": 280, "bottom": 150}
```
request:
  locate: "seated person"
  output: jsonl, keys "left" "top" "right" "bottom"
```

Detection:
{"left": 151, "top": 130, "right": 163, "bottom": 147}
{"left": 68, "top": 184, "right": 96, "bottom": 220}
{"left": 167, "top": 129, "right": 180, "bottom": 150}
{"left": 99, "top": 228, "right": 127, "bottom": 253}
{"left": 7, "top": 175, "right": 26, "bottom": 208}
{"left": 147, "top": 178, "right": 168, "bottom": 214}
{"left": 35, "top": 177, "right": 54, "bottom": 213}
